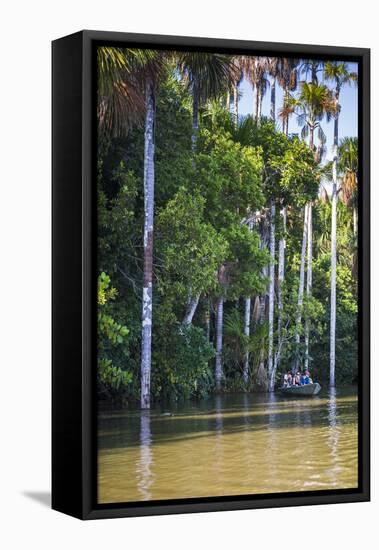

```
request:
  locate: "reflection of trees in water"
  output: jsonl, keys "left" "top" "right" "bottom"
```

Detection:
{"left": 215, "top": 394, "right": 223, "bottom": 434}
{"left": 137, "top": 411, "right": 153, "bottom": 500}
{"left": 327, "top": 387, "right": 341, "bottom": 486}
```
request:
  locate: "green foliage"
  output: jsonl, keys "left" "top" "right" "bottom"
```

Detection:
{"left": 152, "top": 325, "right": 215, "bottom": 400}
{"left": 96, "top": 59, "right": 358, "bottom": 402}
{"left": 157, "top": 188, "right": 228, "bottom": 300}
{"left": 97, "top": 272, "right": 132, "bottom": 396}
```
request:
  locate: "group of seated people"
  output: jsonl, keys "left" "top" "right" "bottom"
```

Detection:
{"left": 283, "top": 370, "right": 313, "bottom": 387}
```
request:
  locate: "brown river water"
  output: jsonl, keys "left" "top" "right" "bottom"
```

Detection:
{"left": 97, "top": 386, "right": 358, "bottom": 504}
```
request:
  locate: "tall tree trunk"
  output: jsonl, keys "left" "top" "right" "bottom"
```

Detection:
{"left": 309, "top": 124, "right": 315, "bottom": 153}
{"left": 243, "top": 297, "right": 251, "bottom": 385}
{"left": 191, "top": 81, "right": 199, "bottom": 150}
{"left": 268, "top": 201, "right": 276, "bottom": 391}
{"left": 205, "top": 300, "right": 211, "bottom": 343}
{"left": 215, "top": 296, "right": 224, "bottom": 390}
{"left": 330, "top": 91, "right": 340, "bottom": 387}
{"left": 233, "top": 82, "right": 238, "bottom": 124}
{"left": 255, "top": 85, "right": 260, "bottom": 122}
{"left": 183, "top": 294, "right": 200, "bottom": 326}
{"left": 276, "top": 207, "right": 286, "bottom": 369}
{"left": 182, "top": 81, "right": 201, "bottom": 325}
{"left": 141, "top": 81, "right": 156, "bottom": 409}
{"left": 304, "top": 203, "right": 313, "bottom": 370}
{"left": 258, "top": 217, "right": 269, "bottom": 372}
{"left": 226, "top": 89, "right": 230, "bottom": 111}
{"left": 270, "top": 76, "right": 276, "bottom": 122}
{"left": 353, "top": 206, "right": 357, "bottom": 236}
{"left": 258, "top": 88, "right": 263, "bottom": 122}
{"left": 294, "top": 203, "right": 309, "bottom": 372}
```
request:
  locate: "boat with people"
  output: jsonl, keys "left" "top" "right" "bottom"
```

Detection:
{"left": 280, "top": 369, "right": 321, "bottom": 396}
{"left": 281, "top": 382, "right": 321, "bottom": 396}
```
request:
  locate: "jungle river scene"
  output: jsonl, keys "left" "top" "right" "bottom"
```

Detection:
{"left": 97, "top": 46, "right": 359, "bottom": 501}
{"left": 98, "top": 387, "right": 357, "bottom": 503}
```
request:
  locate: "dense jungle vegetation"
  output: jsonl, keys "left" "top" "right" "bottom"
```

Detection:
{"left": 97, "top": 50, "right": 358, "bottom": 406}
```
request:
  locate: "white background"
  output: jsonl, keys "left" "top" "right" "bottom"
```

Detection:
{"left": 0, "top": 1, "right": 376, "bottom": 548}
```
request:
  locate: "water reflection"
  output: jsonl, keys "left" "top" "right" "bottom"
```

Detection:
{"left": 137, "top": 411, "right": 153, "bottom": 500}
{"left": 98, "top": 386, "right": 358, "bottom": 503}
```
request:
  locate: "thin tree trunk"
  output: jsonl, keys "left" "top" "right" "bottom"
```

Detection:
{"left": 233, "top": 82, "right": 238, "bottom": 125}
{"left": 226, "top": 89, "right": 230, "bottom": 111}
{"left": 353, "top": 206, "right": 357, "bottom": 237}
{"left": 330, "top": 92, "right": 340, "bottom": 387}
{"left": 205, "top": 300, "right": 211, "bottom": 343}
{"left": 304, "top": 203, "right": 313, "bottom": 370}
{"left": 183, "top": 294, "right": 200, "bottom": 326}
{"left": 141, "top": 81, "right": 156, "bottom": 409}
{"left": 294, "top": 203, "right": 309, "bottom": 372}
{"left": 268, "top": 201, "right": 276, "bottom": 391}
{"left": 182, "top": 82, "right": 201, "bottom": 325}
{"left": 276, "top": 207, "right": 286, "bottom": 369}
{"left": 270, "top": 76, "right": 276, "bottom": 122}
{"left": 191, "top": 81, "right": 199, "bottom": 150}
{"left": 255, "top": 85, "right": 260, "bottom": 122}
{"left": 215, "top": 296, "right": 224, "bottom": 390}
{"left": 243, "top": 297, "right": 251, "bottom": 385}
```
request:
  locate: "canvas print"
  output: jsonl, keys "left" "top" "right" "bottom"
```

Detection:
{"left": 96, "top": 46, "right": 359, "bottom": 504}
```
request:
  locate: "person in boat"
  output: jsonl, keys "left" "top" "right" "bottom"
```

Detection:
{"left": 300, "top": 371, "right": 306, "bottom": 385}
{"left": 294, "top": 371, "right": 301, "bottom": 386}
{"left": 287, "top": 371, "right": 293, "bottom": 387}
{"left": 304, "top": 370, "right": 313, "bottom": 384}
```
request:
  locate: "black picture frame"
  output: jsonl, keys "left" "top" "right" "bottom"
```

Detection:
{"left": 52, "top": 30, "right": 370, "bottom": 520}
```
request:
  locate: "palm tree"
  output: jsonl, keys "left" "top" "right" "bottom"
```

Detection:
{"left": 276, "top": 59, "right": 298, "bottom": 372}
{"left": 277, "top": 58, "right": 298, "bottom": 134}
{"left": 300, "top": 59, "right": 324, "bottom": 84}
{"left": 304, "top": 203, "right": 313, "bottom": 370}
{"left": 294, "top": 82, "right": 335, "bottom": 153}
{"left": 324, "top": 62, "right": 357, "bottom": 387}
{"left": 294, "top": 203, "right": 309, "bottom": 372}
{"left": 97, "top": 47, "right": 164, "bottom": 410}
{"left": 242, "top": 56, "right": 270, "bottom": 123}
{"left": 97, "top": 47, "right": 160, "bottom": 139}
{"left": 339, "top": 137, "right": 358, "bottom": 235}
{"left": 267, "top": 200, "right": 276, "bottom": 391}
{"left": 292, "top": 81, "right": 335, "bottom": 370}
{"left": 177, "top": 52, "right": 237, "bottom": 325}
{"left": 267, "top": 57, "right": 281, "bottom": 122}
{"left": 276, "top": 206, "right": 286, "bottom": 372}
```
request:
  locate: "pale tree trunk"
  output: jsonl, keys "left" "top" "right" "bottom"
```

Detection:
{"left": 330, "top": 92, "right": 340, "bottom": 387}
{"left": 258, "top": 89, "right": 263, "bottom": 122}
{"left": 226, "top": 89, "right": 230, "bottom": 111}
{"left": 233, "top": 82, "right": 238, "bottom": 124}
{"left": 268, "top": 201, "right": 276, "bottom": 391}
{"left": 294, "top": 203, "right": 309, "bottom": 372}
{"left": 353, "top": 206, "right": 357, "bottom": 237}
{"left": 182, "top": 81, "right": 201, "bottom": 325}
{"left": 258, "top": 217, "right": 269, "bottom": 372}
{"left": 141, "top": 81, "right": 156, "bottom": 409}
{"left": 191, "top": 81, "right": 199, "bottom": 150}
{"left": 205, "top": 300, "right": 211, "bottom": 343}
{"left": 215, "top": 296, "right": 224, "bottom": 390}
{"left": 255, "top": 86, "right": 260, "bottom": 122}
{"left": 270, "top": 76, "right": 276, "bottom": 122}
{"left": 183, "top": 294, "right": 200, "bottom": 326}
{"left": 243, "top": 218, "right": 254, "bottom": 386}
{"left": 304, "top": 203, "right": 313, "bottom": 370}
{"left": 243, "top": 297, "right": 251, "bottom": 385}
{"left": 276, "top": 207, "right": 287, "bottom": 369}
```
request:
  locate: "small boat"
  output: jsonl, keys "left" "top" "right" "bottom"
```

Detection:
{"left": 280, "top": 382, "right": 321, "bottom": 396}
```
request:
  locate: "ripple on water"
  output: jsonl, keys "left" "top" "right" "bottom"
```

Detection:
{"left": 98, "top": 387, "right": 358, "bottom": 503}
